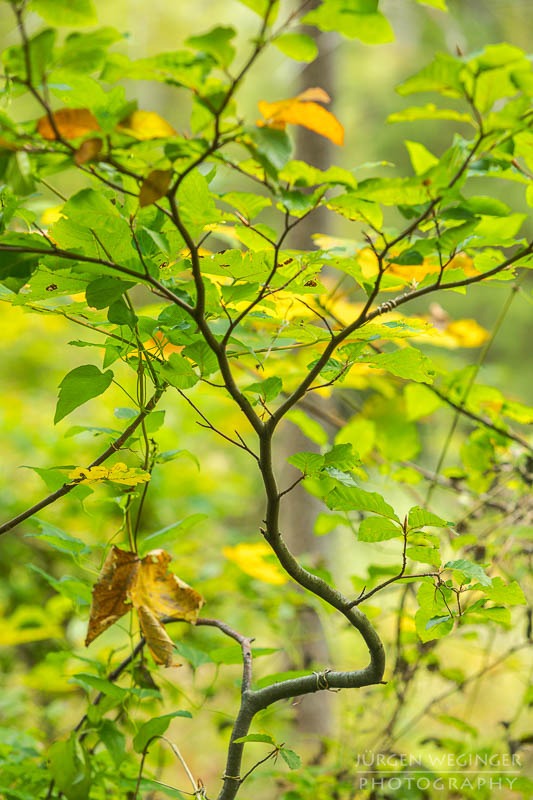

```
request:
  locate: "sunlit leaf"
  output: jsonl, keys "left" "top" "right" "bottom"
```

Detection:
{"left": 257, "top": 88, "right": 344, "bottom": 145}
{"left": 116, "top": 110, "right": 176, "bottom": 140}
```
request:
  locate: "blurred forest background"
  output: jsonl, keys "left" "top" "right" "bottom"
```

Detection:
{"left": 0, "top": 1, "right": 532, "bottom": 798}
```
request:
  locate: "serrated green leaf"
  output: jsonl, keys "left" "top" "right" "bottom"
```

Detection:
{"left": 358, "top": 516, "right": 402, "bottom": 542}
{"left": 326, "top": 486, "right": 400, "bottom": 521}
{"left": 55, "top": 365, "right": 114, "bottom": 424}
{"left": 408, "top": 506, "right": 450, "bottom": 529}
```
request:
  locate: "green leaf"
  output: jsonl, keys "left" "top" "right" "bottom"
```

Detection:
{"left": 303, "top": 3, "right": 394, "bottom": 45}
{"left": 186, "top": 26, "right": 236, "bottom": 68}
{"left": 280, "top": 748, "right": 302, "bottom": 770}
{"left": 48, "top": 735, "right": 91, "bottom": 800}
{"left": 444, "top": 559, "right": 492, "bottom": 586}
{"left": 133, "top": 712, "right": 192, "bottom": 754}
{"left": 86, "top": 277, "right": 133, "bottom": 309}
{"left": 98, "top": 720, "right": 126, "bottom": 767}
{"left": 415, "top": 581, "right": 454, "bottom": 641}
{"left": 405, "top": 545, "right": 440, "bottom": 567}
{"left": 273, "top": 33, "right": 318, "bottom": 62}
{"left": 139, "top": 514, "right": 207, "bottom": 557}
{"left": 30, "top": 0, "right": 97, "bottom": 26}
{"left": 233, "top": 733, "right": 276, "bottom": 745}
{"left": 287, "top": 452, "right": 324, "bottom": 475}
{"left": 326, "top": 194, "right": 383, "bottom": 228}
{"left": 404, "top": 383, "right": 442, "bottom": 420}
{"left": 286, "top": 409, "right": 328, "bottom": 446}
{"left": 27, "top": 519, "right": 90, "bottom": 556}
{"left": 474, "top": 577, "right": 526, "bottom": 606}
{"left": 407, "top": 506, "right": 450, "bottom": 529}
{"left": 250, "top": 127, "right": 293, "bottom": 172}
{"left": 358, "top": 516, "right": 402, "bottom": 542}
{"left": 314, "top": 513, "right": 347, "bottom": 536}
{"left": 243, "top": 376, "right": 282, "bottom": 403}
{"left": 55, "top": 365, "right": 114, "bottom": 424}
{"left": 221, "top": 192, "right": 271, "bottom": 220}
{"left": 70, "top": 673, "right": 127, "bottom": 701}
{"left": 362, "top": 347, "right": 436, "bottom": 383}
{"left": 326, "top": 486, "right": 400, "bottom": 522}
{"left": 161, "top": 353, "right": 199, "bottom": 390}
{"left": 173, "top": 641, "right": 213, "bottom": 669}
{"left": 404, "top": 140, "right": 439, "bottom": 174}
{"left": 397, "top": 53, "right": 464, "bottom": 97}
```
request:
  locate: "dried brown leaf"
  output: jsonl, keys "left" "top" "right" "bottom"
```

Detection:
{"left": 85, "top": 546, "right": 138, "bottom": 645}
{"left": 74, "top": 137, "right": 103, "bottom": 165}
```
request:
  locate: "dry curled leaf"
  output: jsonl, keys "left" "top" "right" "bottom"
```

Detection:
{"left": 139, "top": 169, "right": 172, "bottom": 208}
{"left": 37, "top": 108, "right": 100, "bottom": 140}
{"left": 116, "top": 110, "right": 176, "bottom": 140}
{"left": 74, "top": 137, "right": 103, "bottom": 165}
{"left": 86, "top": 546, "right": 204, "bottom": 666}
{"left": 257, "top": 87, "right": 344, "bottom": 146}
{"left": 69, "top": 462, "right": 151, "bottom": 486}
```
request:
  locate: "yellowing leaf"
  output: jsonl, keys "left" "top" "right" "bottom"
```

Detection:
{"left": 42, "top": 205, "right": 64, "bottom": 225}
{"left": 116, "top": 110, "right": 176, "bottom": 140}
{"left": 355, "top": 248, "right": 478, "bottom": 289}
{"left": 86, "top": 546, "right": 204, "bottom": 666}
{"left": 69, "top": 462, "right": 151, "bottom": 486}
{"left": 37, "top": 108, "right": 100, "bottom": 140}
{"left": 139, "top": 169, "right": 172, "bottom": 207}
{"left": 74, "top": 137, "right": 102, "bottom": 165}
{"left": 422, "top": 318, "right": 489, "bottom": 349}
{"left": 257, "top": 87, "right": 344, "bottom": 146}
{"left": 223, "top": 542, "right": 288, "bottom": 585}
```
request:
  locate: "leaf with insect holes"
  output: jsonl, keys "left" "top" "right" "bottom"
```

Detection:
{"left": 37, "top": 108, "right": 100, "bottom": 140}
{"left": 139, "top": 169, "right": 172, "bottom": 207}
{"left": 86, "top": 546, "right": 204, "bottom": 666}
{"left": 257, "top": 87, "right": 344, "bottom": 146}
{"left": 68, "top": 463, "right": 151, "bottom": 486}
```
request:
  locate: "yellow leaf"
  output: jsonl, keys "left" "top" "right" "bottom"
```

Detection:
{"left": 42, "top": 205, "right": 64, "bottom": 225}
{"left": 74, "top": 137, "right": 102, "bottom": 165}
{"left": 257, "top": 87, "right": 344, "bottom": 146}
{"left": 139, "top": 169, "right": 172, "bottom": 207}
{"left": 116, "top": 110, "right": 176, "bottom": 140}
{"left": 37, "top": 108, "right": 100, "bottom": 140}
{"left": 68, "top": 462, "right": 151, "bottom": 486}
{"left": 85, "top": 546, "right": 204, "bottom": 666}
{"left": 223, "top": 542, "right": 288, "bottom": 586}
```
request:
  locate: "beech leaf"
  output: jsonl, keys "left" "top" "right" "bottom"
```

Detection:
{"left": 257, "top": 87, "right": 344, "bottom": 145}
{"left": 86, "top": 546, "right": 205, "bottom": 666}
{"left": 139, "top": 169, "right": 172, "bottom": 207}
{"left": 37, "top": 108, "right": 100, "bottom": 140}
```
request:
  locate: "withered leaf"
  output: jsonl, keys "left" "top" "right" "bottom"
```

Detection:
{"left": 85, "top": 546, "right": 138, "bottom": 646}
{"left": 139, "top": 169, "right": 172, "bottom": 207}
{"left": 137, "top": 605, "right": 178, "bottom": 668}
{"left": 74, "top": 137, "right": 103, "bottom": 165}
{"left": 37, "top": 108, "right": 100, "bottom": 141}
{"left": 86, "top": 546, "right": 204, "bottom": 667}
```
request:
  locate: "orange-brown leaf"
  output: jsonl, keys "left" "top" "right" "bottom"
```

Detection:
{"left": 37, "top": 108, "right": 100, "bottom": 141}
{"left": 137, "top": 605, "right": 180, "bottom": 667}
{"left": 86, "top": 547, "right": 204, "bottom": 666}
{"left": 257, "top": 87, "right": 344, "bottom": 146}
{"left": 139, "top": 169, "right": 172, "bottom": 207}
{"left": 74, "top": 137, "right": 103, "bottom": 165}
{"left": 85, "top": 546, "right": 138, "bottom": 646}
